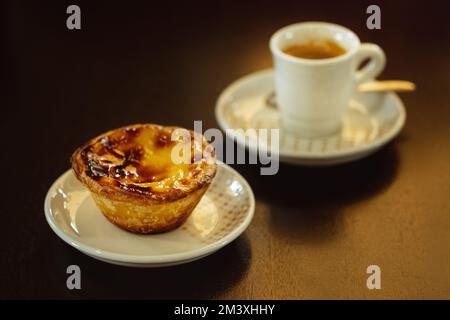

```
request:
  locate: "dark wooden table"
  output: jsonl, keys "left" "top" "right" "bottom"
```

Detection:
{"left": 2, "top": 0, "right": 450, "bottom": 299}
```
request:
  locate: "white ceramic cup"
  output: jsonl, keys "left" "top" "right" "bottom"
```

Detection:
{"left": 270, "top": 22, "right": 386, "bottom": 138}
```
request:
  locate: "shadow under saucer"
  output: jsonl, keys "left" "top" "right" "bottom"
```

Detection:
{"left": 237, "top": 143, "right": 400, "bottom": 244}
{"left": 49, "top": 233, "right": 252, "bottom": 299}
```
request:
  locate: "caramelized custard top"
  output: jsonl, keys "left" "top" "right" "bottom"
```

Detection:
{"left": 71, "top": 124, "right": 216, "bottom": 199}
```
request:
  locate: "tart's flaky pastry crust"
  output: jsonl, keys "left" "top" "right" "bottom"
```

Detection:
{"left": 70, "top": 123, "right": 217, "bottom": 234}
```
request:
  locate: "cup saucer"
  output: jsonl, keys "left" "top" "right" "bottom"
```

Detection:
{"left": 44, "top": 162, "right": 255, "bottom": 267}
{"left": 215, "top": 69, "right": 406, "bottom": 166}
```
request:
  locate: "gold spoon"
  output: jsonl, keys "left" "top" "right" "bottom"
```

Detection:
{"left": 266, "top": 80, "right": 416, "bottom": 108}
{"left": 358, "top": 80, "right": 416, "bottom": 93}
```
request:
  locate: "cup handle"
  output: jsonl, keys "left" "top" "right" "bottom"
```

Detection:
{"left": 355, "top": 43, "right": 386, "bottom": 84}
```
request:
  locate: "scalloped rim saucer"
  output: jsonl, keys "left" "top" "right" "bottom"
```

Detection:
{"left": 44, "top": 162, "right": 255, "bottom": 267}
{"left": 215, "top": 69, "right": 406, "bottom": 166}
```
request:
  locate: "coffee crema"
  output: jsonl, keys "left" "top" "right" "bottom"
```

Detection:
{"left": 283, "top": 40, "right": 346, "bottom": 59}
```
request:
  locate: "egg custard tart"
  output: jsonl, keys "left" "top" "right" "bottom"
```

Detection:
{"left": 71, "top": 124, "right": 216, "bottom": 234}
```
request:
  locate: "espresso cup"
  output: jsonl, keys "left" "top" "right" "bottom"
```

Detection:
{"left": 270, "top": 22, "right": 386, "bottom": 138}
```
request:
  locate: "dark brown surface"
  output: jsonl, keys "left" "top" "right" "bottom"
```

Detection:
{"left": 2, "top": 0, "right": 450, "bottom": 299}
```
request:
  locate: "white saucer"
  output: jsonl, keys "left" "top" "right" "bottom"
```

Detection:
{"left": 215, "top": 69, "right": 406, "bottom": 166}
{"left": 44, "top": 162, "right": 255, "bottom": 267}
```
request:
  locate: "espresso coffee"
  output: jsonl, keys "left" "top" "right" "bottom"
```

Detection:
{"left": 283, "top": 40, "right": 346, "bottom": 59}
